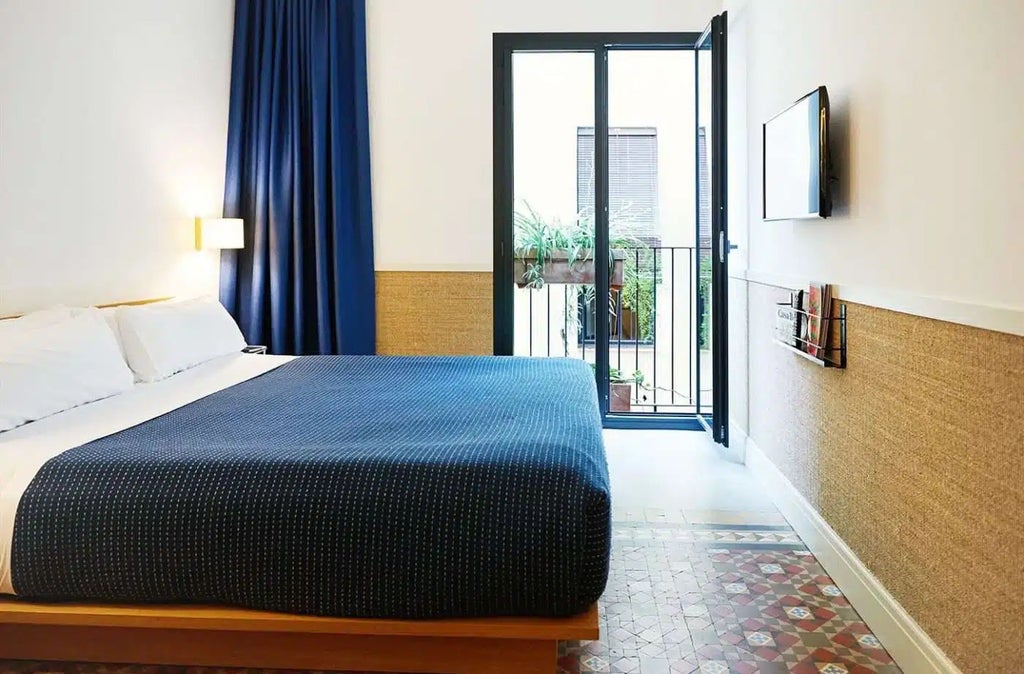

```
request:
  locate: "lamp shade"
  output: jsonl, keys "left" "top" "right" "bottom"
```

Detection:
{"left": 195, "top": 217, "right": 244, "bottom": 250}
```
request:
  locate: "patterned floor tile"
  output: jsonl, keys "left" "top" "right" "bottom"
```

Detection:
{"left": 558, "top": 522, "right": 901, "bottom": 674}
{"left": 0, "top": 521, "right": 900, "bottom": 674}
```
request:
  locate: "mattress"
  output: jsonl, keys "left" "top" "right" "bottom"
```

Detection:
{"left": 3, "top": 355, "right": 611, "bottom": 618}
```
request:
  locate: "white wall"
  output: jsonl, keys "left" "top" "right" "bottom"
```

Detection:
{"left": 0, "top": 0, "right": 235, "bottom": 314}
{"left": 724, "top": 0, "right": 1024, "bottom": 310}
{"left": 365, "top": 0, "right": 724, "bottom": 272}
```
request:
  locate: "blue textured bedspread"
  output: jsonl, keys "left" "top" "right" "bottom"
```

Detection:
{"left": 11, "top": 356, "right": 610, "bottom": 618}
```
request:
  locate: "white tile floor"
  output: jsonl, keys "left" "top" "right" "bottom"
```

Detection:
{"left": 604, "top": 429, "right": 786, "bottom": 524}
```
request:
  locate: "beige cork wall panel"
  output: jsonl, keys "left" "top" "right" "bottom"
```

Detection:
{"left": 747, "top": 282, "right": 1024, "bottom": 673}
{"left": 375, "top": 271, "right": 493, "bottom": 356}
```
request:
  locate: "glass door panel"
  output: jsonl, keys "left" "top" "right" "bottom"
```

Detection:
{"left": 510, "top": 52, "right": 596, "bottom": 367}
{"left": 493, "top": 32, "right": 723, "bottom": 431}
{"left": 606, "top": 50, "right": 696, "bottom": 415}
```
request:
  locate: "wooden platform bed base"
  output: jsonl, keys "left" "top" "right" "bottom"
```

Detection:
{"left": 0, "top": 598, "right": 597, "bottom": 674}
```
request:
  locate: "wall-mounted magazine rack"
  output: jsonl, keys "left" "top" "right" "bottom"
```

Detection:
{"left": 773, "top": 301, "right": 847, "bottom": 368}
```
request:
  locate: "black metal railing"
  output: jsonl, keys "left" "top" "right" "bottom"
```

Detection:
{"left": 519, "top": 246, "right": 711, "bottom": 414}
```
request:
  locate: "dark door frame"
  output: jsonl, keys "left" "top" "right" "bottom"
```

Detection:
{"left": 492, "top": 32, "right": 708, "bottom": 431}
{"left": 694, "top": 14, "right": 729, "bottom": 445}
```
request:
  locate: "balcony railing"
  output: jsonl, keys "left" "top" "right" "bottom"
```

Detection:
{"left": 514, "top": 246, "right": 711, "bottom": 414}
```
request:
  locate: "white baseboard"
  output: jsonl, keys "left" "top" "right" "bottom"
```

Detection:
{"left": 744, "top": 437, "right": 963, "bottom": 674}
{"left": 724, "top": 420, "right": 747, "bottom": 464}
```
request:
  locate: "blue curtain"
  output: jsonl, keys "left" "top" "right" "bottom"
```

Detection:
{"left": 220, "top": 0, "right": 376, "bottom": 355}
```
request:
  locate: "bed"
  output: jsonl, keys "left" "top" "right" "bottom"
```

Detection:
{"left": 0, "top": 306, "right": 610, "bottom": 673}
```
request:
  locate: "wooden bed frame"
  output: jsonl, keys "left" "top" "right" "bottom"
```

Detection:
{"left": 0, "top": 297, "right": 172, "bottom": 320}
{"left": 0, "top": 598, "right": 597, "bottom": 672}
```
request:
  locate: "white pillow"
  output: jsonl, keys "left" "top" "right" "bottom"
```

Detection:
{"left": 0, "top": 310, "right": 135, "bottom": 432}
{"left": 67, "top": 305, "right": 126, "bottom": 360}
{"left": 117, "top": 297, "right": 246, "bottom": 382}
{"left": 0, "top": 306, "right": 75, "bottom": 335}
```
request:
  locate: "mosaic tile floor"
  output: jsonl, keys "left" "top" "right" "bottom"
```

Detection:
{"left": 557, "top": 520, "right": 902, "bottom": 674}
{"left": 0, "top": 520, "right": 901, "bottom": 674}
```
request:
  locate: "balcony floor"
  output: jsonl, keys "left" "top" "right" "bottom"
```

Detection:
{"left": 605, "top": 429, "right": 781, "bottom": 521}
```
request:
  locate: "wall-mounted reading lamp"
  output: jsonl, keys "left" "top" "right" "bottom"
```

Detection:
{"left": 194, "top": 217, "right": 244, "bottom": 250}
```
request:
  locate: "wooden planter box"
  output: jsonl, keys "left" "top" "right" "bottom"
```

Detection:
{"left": 610, "top": 382, "right": 632, "bottom": 412}
{"left": 514, "top": 249, "right": 625, "bottom": 289}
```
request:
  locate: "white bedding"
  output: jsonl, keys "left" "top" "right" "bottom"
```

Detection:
{"left": 0, "top": 352, "right": 294, "bottom": 595}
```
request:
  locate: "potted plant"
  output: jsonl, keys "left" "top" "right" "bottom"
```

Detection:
{"left": 606, "top": 367, "right": 645, "bottom": 413}
{"left": 513, "top": 203, "right": 627, "bottom": 289}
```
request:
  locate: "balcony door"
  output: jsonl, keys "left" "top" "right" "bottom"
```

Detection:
{"left": 493, "top": 30, "right": 728, "bottom": 440}
{"left": 695, "top": 15, "right": 729, "bottom": 444}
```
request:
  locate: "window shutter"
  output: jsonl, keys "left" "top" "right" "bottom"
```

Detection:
{"left": 577, "top": 127, "right": 659, "bottom": 244}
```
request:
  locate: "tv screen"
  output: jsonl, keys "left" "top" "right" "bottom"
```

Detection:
{"left": 763, "top": 86, "right": 831, "bottom": 220}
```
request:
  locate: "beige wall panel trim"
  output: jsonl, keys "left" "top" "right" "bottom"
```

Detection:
{"left": 375, "top": 271, "right": 493, "bottom": 356}
{"left": 731, "top": 269, "right": 1024, "bottom": 338}
{"left": 745, "top": 438, "right": 964, "bottom": 674}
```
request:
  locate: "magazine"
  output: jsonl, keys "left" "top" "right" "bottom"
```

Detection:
{"left": 776, "top": 290, "right": 803, "bottom": 348}
{"left": 775, "top": 305, "right": 799, "bottom": 347}
{"left": 805, "top": 283, "right": 832, "bottom": 358}
{"left": 792, "top": 289, "right": 805, "bottom": 349}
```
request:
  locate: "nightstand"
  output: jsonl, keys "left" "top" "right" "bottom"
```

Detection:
{"left": 242, "top": 345, "right": 268, "bottom": 355}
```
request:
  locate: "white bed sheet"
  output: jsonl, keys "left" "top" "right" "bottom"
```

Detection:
{"left": 0, "top": 352, "right": 295, "bottom": 595}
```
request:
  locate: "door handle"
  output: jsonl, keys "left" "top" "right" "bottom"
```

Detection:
{"left": 718, "top": 232, "right": 738, "bottom": 263}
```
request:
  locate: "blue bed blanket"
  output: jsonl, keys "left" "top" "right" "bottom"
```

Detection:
{"left": 12, "top": 356, "right": 611, "bottom": 618}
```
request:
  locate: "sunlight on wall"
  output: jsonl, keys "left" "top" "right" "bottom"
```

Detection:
{"left": 0, "top": 0, "right": 233, "bottom": 314}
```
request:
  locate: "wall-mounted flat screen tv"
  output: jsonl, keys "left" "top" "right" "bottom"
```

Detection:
{"left": 763, "top": 86, "right": 831, "bottom": 220}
